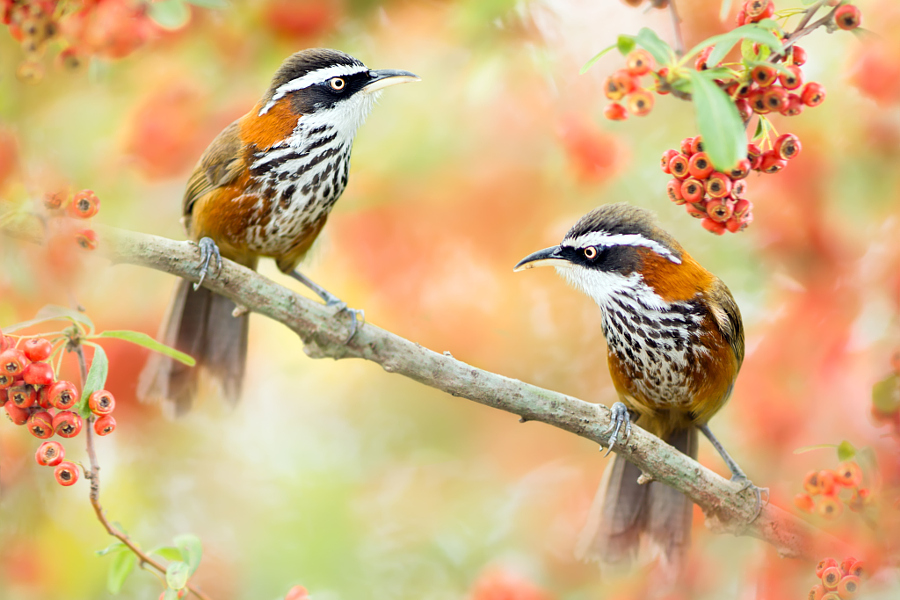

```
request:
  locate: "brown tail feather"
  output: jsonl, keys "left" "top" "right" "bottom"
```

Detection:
{"left": 138, "top": 280, "right": 248, "bottom": 415}
{"left": 576, "top": 426, "right": 697, "bottom": 571}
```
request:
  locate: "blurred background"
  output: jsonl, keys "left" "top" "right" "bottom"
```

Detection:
{"left": 2, "top": 0, "right": 900, "bottom": 598}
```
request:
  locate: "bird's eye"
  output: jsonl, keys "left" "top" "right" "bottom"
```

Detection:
{"left": 329, "top": 78, "right": 346, "bottom": 91}
{"left": 584, "top": 246, "right": 599, "bottom": 260}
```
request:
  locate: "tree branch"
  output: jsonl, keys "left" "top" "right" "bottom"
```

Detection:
{"left": 3, "top": 215, "right": 852, "bottom": 560}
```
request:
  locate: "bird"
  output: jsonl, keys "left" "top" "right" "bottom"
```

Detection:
{"left": 514, "top": 203, "right": 756, "bottom": 572}
{"left": 138, "top": 48, "right": 419, "bottom": 414}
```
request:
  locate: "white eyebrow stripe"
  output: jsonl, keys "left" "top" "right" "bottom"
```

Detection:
{"left": 258, "top": 64, "right": 369, "bottom": 115}
{"left": 562, "top": 232, "right": 682, "bottom": 264}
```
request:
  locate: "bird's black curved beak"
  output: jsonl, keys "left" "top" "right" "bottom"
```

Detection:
{"left": 513, "top": 246, "right": 569, "bottom": 272}
{"left": 362, "top": 69, "right": 420, "bottom": 94}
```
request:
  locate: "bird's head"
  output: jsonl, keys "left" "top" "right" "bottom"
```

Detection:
{"left": 515, "top": 203, "right": 701, "bottom": 307}
{"left": 256, "top": 48, "right": 419, "bottom": 135}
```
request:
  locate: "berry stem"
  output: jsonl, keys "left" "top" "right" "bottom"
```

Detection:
{"left": 780, "top": 4, "right": 841, "bottom": 56}
{"left": 74, "top": 344, "right": 213, "bottom": 600}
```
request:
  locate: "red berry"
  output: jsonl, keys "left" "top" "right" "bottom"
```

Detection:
{"left": 837, "top": 575, "right": 860, "bottom": 598}
{"left": 759, "top": 150, "right": 787, "bottom": 174}
{"left": 35, "top": 440, "right": 65, "bottom": 466}
{"left": 822, "top": 566, "right": 843, "bottom": 589}
{"left": 848, "top": 561, "right": 865, "bottom": 579}
{"left": 732, "top": 198, "right": 752, "bottom": 219}
{"left": 48, "top": 380, "right": 78, "bottom": 410}
{"left": 794, "top": 493, "right": 815, "bottom": 513}
{"left": 4, "top": 399, "right": 30, "bottom": 425}
{"left": 808, "top": 584, "right": 826, "bottom": 600}
{"left": 834, "top": 461, "right": 862, "bottom": 487}
{"left": 654, "top": 67, "right": 670, "bottom": 95}
{"left": 746, "top": 143, "right": 763, "bottom": 168}
{"left": 8, "top": 383, "right": 36, "bottom": 408}
{"left": 0, "top": 348, "right": 28, "bottom": 378}
{"left": 745, "top": 0, "right": 772, "bottom": 18}
{"left": 688, "top": 152, "right": 714, "bottom": 179}
{"left": 705, "top": 172, "right": 733, "bottom": 198}
{"left": 604, "top": 102, "right": 628, "bottom": 121}
{"left": 763, "top": 86, "right": 788, "bottom": 112}
{"left": 804, "top": 470, "right": 823, "bottom": 494}
{"left": 839, "top": 557, "right": 858, "bottom": 575}
{"left": 285, "top": 585, "right": 309, "bottom": 600}
{"left": 817, "top": 558, "right": 839, "bottom": 579}
{"left": 751, "top": 64, "right": 777, "bottom": 87}
{"left": 626, "top": 50, "right": 654, "bottom": 76}
{"left": 817, "top": 494, "right": 843, "bottom": 520}
{"left": 749, "top": 89, "right": 769, "bottom": 114}
{"left": 23, "top": 338, "right": 52, "bottom": 362}
{"left": 801, "top": 82, "right": 826, "bottom": 107}
{"left": 68, "top": 189, "right": 99, "bottom": 219}
{"left": 680, "top": 178, "right": 705, "bottom": 203}
{"left": 28, "top": 410, "right": 55, "bottom": 439}
{"left": 53, "top": 410, "right": 84, "bottom": 438}
{"left": 680, "top": 137, "right": 695, "bottom": 156}
{"left": 94, "top": 414, "right": 117, "bottom": 436}
{"left": 666, "top": 179, "right": 685, "bottom": 204}
{"left": 779, "top": 65, "right": 803, "bottom": 90}
{"left": 23, "top": 362, "right": 54, "bottom": 386}
{"left": 791, "top": 46, "right": 808, "bottom": 66}
{"left": 626, "top": 89, "right": 654, "bottom": 116}
{"left": 54, "top": 461, "right": 79, "bottom": 486}
{"left": 668, "top": 153, "right": 690, "bottom": 179}
{"left": 818, "top": 470, "right": 837, "bottom": 495}
{"left": 75, "top": 229, "right": 98, "bottom": 251}
{"left": 781, "top": 93, "right": 804, "bottom": 116}
{"left": 690, "top": 136, "right": 705, "bottom": 155}
{"left": 685, "top": 203, "right": 707, "bottom": 219}
{"left": 729, "top": 158, "right": 752, "bottom": 180}
{"left": 88, "top": 390, "right": 115, "bottom": 416}
{"left": 701, "top": 217, "right": 726, "bottom": 235}
{"left": 834, "top": 4, "right": 861, "bottom": 30}
{"left": 706, "top": 198, "right": 734, "bottom": 222}
{"left": 661, "top": 149, "right": 679, "bottom": 173}
{"left": 735, "top": 98, "right": 753, "bottom": 121}
{"left": 732, "top": 179, "right": 748, "bottom": 198}
{"left": 37, "top": 385, "right": 52, "bottom": 409}
{"left": 695, "top": 47, "right": 713, "bottom": 71}
{"left": 774, "top": 133, "right": 802, "bottom": 160}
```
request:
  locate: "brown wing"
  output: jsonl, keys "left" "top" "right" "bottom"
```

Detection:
{"left": 182, "top": 118, "right": 245, "bottom": 226}
{"left": 705, "top": 277, "right": 745, "bottom": 368}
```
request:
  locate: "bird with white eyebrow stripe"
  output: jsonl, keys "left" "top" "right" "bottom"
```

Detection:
{"left": 515, "top": 203, "right": 761, "bottom": 575}
{"left": 139, "top": 48, "right": 418, "bottom": 414}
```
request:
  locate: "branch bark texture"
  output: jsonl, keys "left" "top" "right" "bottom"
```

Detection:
{"left": 4, "top": 217, "right": 850, "bottom": 561}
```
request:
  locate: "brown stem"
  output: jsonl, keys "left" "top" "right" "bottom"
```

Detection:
{"left": 73, "top": 344, "right": 212, "bottom": 600}
{"left": 668, "top": 0, "right": 685, "bottom": 57}
{"left": 793, "top": 0, "right": 830, "bottom": 34}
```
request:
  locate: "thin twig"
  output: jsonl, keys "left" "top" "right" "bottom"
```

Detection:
{"left": 668, "top": 0, "right": 685, "bottom": 57}
{"left": 793, "top": 0, "right": 829, "bottom": 34}
{"left": 73, "top": 343, "right": 212, "bottom": 600}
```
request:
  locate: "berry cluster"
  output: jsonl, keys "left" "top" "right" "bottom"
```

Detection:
{"left": 793, "top": 461, "right": 870, "bottom": 519}
{"left": 808, "top": 556, "right": 865, "bottom": 600}
{"left": 602, "top": 49, "right": 657, "bottom": 121}
{"left": 661, "top": 133, "right": 801, "bottom": 234}
{"left": 44, "top": 188, "right": 100, "bottom": 250}
{"left": 2, "top": 0, "right": 159, "bottom": 84}
{"left": 1, "top": 329, "right": 117, "bottom": 487}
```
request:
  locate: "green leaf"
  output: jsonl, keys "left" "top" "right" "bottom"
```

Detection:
{"left": 4, "top": 304, "right": 94, "bottom": 334}
{"left": 687, "top": 71, "right": 745, "bottom": 171}
{"left": 80, "top": 344, "right": 109, "bottom": 406}
{"left": 149, "top": 0, "right": 191, "bottom": 30}
{"left": 580, "top": 43, "right": 617, "bottom": 75}
{"left": 96, "top": 330, "right": 196, "bottom": 366}
{"left": 163, "top": 590, "right": 180, "bottom": 600}
{"left": 837, "top": 440, "right": 857, "bottom": 462}
{"left": 174, "top": 534, "right": 202, "bottom": 575}
{"left": 107, "top": 551, "right": 136, "bottom": 594}
{"left": 872, "top": 374, "right": 900, "bottom": 413}
{"left": 691, "top": 24, "right": 784, "bottom": 67}
{"left": 96, "top": 541, "right": 125, "bottom": 557}
{"left": 149, "top": 546, "right": 184, "bottom": 562}
{"left": 793, "top": 444, "right": 836, "bottom": 455}
{"left": 617, "top": 34, "right": 636, "bottom": 56}
{"left": 185, "top": 0, "right": 228, "bottom": 8}
{"left": 635, "top": 27, "right": 674, "bottom": 66}
{"left": 166, "top": 561, "right": 190, "bottom": 590}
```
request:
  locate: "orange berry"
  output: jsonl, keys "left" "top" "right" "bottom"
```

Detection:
{"left": 822, "top": 566, "right": 842, "bottom": 590}
{"left": 817, "top": 494, "right": 843, "bottom": 520}
{"left": 54, "top": 461, "right": 79, "bottom": 486}
{"left": 22, "top": 338, "right": 52, "bottom": 362}
{"left": 818, "top": 470, "right": 837, "bottom": 495}
{"left": 834, "top": 462, "right": 862, "bottom": 487}
{"left": 848, "top": 561, "right": 865, "bottom": 579}
{"left": 668, "top": 153, "right": 690, "bottom": 179}
{"left": 834, "top": 5, "right": 861, "bottom": 30}
{"left": 701, "top": 217, "right": 727, "bottom": 235}
{"left": 35, "top": 440, "right": 65, "bottom": 466}
{"left": 706, "top": 172, "right": 733, "bottom": 198}
{"left": 794, "top": 493, "right": 815, "bottom": 513}
{"left": 680, "top": 178, "right": 705, "bottom": 203}
{"left": 626, "top": 49, "right": 654, "bottom": 76}
{"left": 625, "top": 89, "right": 654, "bottom": 116}
{"left": 837, "top": 575, "right": 860, "bottom": 598}
{"left": 816, "top": 558, "right": 839, "bottom": 579}
{"left": 28, "top": 410, "right": 54, "bottom": 439}
{"left": 751, "top": 64, "right": 777, "bottom": 87}
{"left": 68, "top": 189, "right": 100, "bottom": 219}
{"left": 94, "top": 414, "right": 117, "bottom": 436}
{"left": 88, "top": 390, "right": 115, "bottom": 416}
{"left": 75, "top": 228, "right": 98, "bottom": 250}
{"left": 808, "top": 584, "right": 826, "bottom": 600}
{"left": 779, "top": 65, "right": 803, "bottom": 90}
{"left": 688, "top": 152, "right": 713, "bottom": 179}
{"left": 604, "top": 102, "right": 628, "bottom": 121}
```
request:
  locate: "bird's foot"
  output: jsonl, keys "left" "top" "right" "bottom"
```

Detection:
{"left": 324, "top": 296, "right": 365, "bottom": 343}
{"left": 731, "top": 474, "right": 769, "bottom": 522}
{"left": 602, "top": 402, "right": 633, "bottom": 457}
{"left": 194, "top": 237, "right": 223, "bottom": 290}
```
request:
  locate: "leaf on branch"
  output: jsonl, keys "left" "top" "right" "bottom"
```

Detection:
{"left": 872, "top": 374, "right": 900, "bottom": 413}
{"left": 3, "top": 304, "right": 94, "bottom": 334}
{"left": 149, "top": 546, "right": 184, "bottom": 562}
{"left": 96, "top": 330, "right": 196, "bottom": 366}
{"left": 696, "top": 24, "right": 785, "bottom": 67}
{"left": 96, "top": 541, "right": 125, "bottom": 556}
{"left": 687, "top": 71, "right": 745, "bottom": 171}
{"left": 107, "top": 550, "right": 136, "bottom": 594}
{"left": 166, "top": 561, "right": 190, "bottom": 590}
{"left": 836, "top": 440, "right": 857, "bottom": 462}
{"left": 635, "top": 27, "right": 674, "bottom": 66}
{"left": 163, "top": 589, "right": 181, "bottom": 600}
{"left": 79, "top": 343, "right": 109, "bottom": 409}
{"left": 174, "top": 534, "right": 203, "bottom": 575}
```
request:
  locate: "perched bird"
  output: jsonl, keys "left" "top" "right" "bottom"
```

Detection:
{"left": 139, "top": 48, "right": 418, "bottom": 414}
{"left": 514, "top": 203, "right": 755, "bottom": 571}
